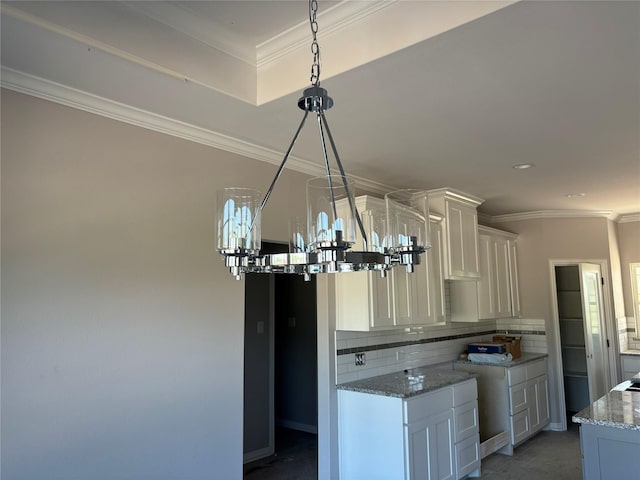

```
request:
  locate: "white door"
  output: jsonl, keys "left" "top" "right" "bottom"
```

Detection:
{"left": 579, "top": 263, "right": 609, "bottom": 402}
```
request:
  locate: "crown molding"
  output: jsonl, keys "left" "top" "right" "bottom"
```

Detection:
{"left": 1, "top": 67, "right": 394, "bottom": 198}
{"left": 485, "top": 209, "right": 617, "bottom": 223}
{"left": 257, "top": 0, "right": 393, "bottom": 68}
{"left": 121, "top": 1, "right": 256, "bottom": 67}
{"left": 427, "top": 187, "right": 485, "bottom": 207}
{"left": 618, "top": 213, "right": 640, "bottom": 224}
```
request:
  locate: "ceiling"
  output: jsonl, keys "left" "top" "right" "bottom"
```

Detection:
{"left": 2, "top": 1, "right": 639, "bottom": 219}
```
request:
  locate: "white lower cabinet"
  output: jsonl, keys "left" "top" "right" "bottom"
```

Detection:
{"left": 338, "top": 379, "right": 480, "bottom": 480}
{"left": 454, "top": 356, "right": 550, "bottom": 456}
{"left": 620, "top": 354, "right": 640, "bottom": 381}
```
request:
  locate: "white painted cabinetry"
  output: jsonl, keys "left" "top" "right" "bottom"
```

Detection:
{"left": 427, "top": 189, "right": 484, "bottom": 280}
{"left": 338, "top": 379, "right": 480, "bottom": 480}
{"left": 454, "top": 357, "right": 549, "bottom": 456}
{"left": 620, "top": 354, "right": 640, "bottom": 381}
{"left": 449, "top": 226, "right": 520, "bottom": 322}
{"left": 336, "top": 196, "right": 446, "bottom": 331}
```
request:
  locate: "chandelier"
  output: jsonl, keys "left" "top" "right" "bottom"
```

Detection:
{"left": 216, "top": 0, "right": 430, "bottom": 280}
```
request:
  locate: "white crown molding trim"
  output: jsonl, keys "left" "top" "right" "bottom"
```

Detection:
{"left": 1, "top": 67, "right": 393, "bottom": 197}
{"left": 1, "top": 4, "right": 189, "bottom": 84}
{"left": 486, "top": 209, "right": 617, "bottom": 223}
{"left": 257, "top": 0, "right": 393, "bottom": 68}
{"left": 618, "top": 213, "right": 640, "bottom": 224}
{"left": 121, "top": 1, "right": 256, "bottom": 67}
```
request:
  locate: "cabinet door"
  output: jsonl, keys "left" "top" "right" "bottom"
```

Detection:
{"left": 508, "top": 240, "right": 521, "bottom": 317}
{"left": 393, "top": 266, "right": 418, "bottom": 326}
{"left": 428, "top": 220, "right": 446, "bottom": 323}
{"left": 371, "top": 271, "right": 394, "bottom": 328}
{"left": 455, "top": 434, "right": 480, "bottom": 480}
{"left": 477, "top": 235, "right": 495, "bottom": 319}
{"left": 535, "top": 376, "right": 550, "bottom": 429}
{"left": 336, "top": 270, "right": 393, "bottom": 330}
{"left": 445, "top": 201, "right": 479, "bottom": 279}
{"left": 510, "top": 409, "right": 530, "bottom": 445}
{"left": 397, "top": 221, "right": 446, "bottom": 327}
{"left": 493, "top": 238, "right": 512, "bottom": 318}
{"left": 406, "top": 410, "right": 455, "bottom": 480}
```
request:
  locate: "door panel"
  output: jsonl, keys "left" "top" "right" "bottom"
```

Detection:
{"left": 579, "top": 263, "right": 608, "bottom": 401}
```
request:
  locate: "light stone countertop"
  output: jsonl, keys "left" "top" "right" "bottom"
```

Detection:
{"left": 573, "top": 390, "right": 640, "bottom": 431}
{"left": 621, "top": 350, "right": 640, "bottom": 356}
{"left": 336, "top": 366, "right": 477, "bottom": 398}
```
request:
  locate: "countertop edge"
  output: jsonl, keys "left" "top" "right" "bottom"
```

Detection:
{"left": 453, "top": 352, "right": 548, "bottom": 368}
{"left": 336, "top": 368, "right": 477, "bottom": 399}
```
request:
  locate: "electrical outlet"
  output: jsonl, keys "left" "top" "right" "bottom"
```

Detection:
{"left": 355, "top": 353, "right": 366, "bottom": 366}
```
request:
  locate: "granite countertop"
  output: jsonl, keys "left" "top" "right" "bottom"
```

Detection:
{"left": 337, "top": 366, "right": 477, "bottom": 398}
{"left": 621, "top": 350, "right": 640, "bottom": 356}
{"left": 572, "top": 390, "right": 640, "bottom": 431}
{"left": 453, "top": 352, "right": 548, "bottom": 368}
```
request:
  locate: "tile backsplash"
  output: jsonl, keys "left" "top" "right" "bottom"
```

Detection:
{"left": 336, "top": 318, "right": 548, "bottom": 384}
{"left": 622, "top": 316, "right": 640, "bottom": 350}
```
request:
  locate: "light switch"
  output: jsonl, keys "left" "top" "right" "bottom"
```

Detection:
{"left": 257, "top": 321, "right": 264, "bottom": 334}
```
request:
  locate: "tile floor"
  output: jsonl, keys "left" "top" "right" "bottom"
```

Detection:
{"left": 244, "top": 424, "right": 582, "bottom": 479}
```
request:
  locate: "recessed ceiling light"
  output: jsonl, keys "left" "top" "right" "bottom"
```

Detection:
{"left": 513, "top": 163, "right": 535, "bottom": 170}
{"left": 565, "top": 193, "right": 586, "bottom": 198}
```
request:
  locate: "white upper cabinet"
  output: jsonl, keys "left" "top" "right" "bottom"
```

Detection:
{"left": 449, "top": 226, "right": 520, "bottom": 322}
{"left": 335, "top": 196, "right": 446, "bottom": 331}
{"left": 427, "top": 189, "right": 484, "bottom": 280}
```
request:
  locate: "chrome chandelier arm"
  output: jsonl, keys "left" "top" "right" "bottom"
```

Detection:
{"left": 319, "top": 111, "right": 369, "bottom": 250}
{"left": 316, "top": 111, "right": 339, "bottom": 222}
{"left": 258, "top": 109, "right": 310, "bottom": 214}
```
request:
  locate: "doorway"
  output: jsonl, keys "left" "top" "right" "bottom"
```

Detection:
{"left": 553, "top": 262, "right": 611, "bottom": 427}
{"left": 243, "top": 242, "right": 318, "bottom": 478}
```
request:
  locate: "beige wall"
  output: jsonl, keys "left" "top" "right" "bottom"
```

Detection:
{"left": 489, "top": 217, "right": 613, "bottom": 426}
{"left": 618, "top": 221, "right": 640, "bottom": 322}
{"left": 1, "top": 89, "right": 310, "bottom": 479}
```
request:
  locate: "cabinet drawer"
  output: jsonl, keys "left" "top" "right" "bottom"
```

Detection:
{"left": 453, "top": 379, "right": 477, "bottom": 407}
{"left": 507, "top": 365, "right": 526, "bottom": 386}
{"left": 454, "top": 401, "right": 479, "bottom": 442}
{"left": 526, "top": 359, "right": 547, "bottom": 379}
{"left": 404, "top": 387, "right": 453, "bottom": 425}
{"left": 509, "top": 382, "right": 529, "bottom": 415}
{"left": 455, "top": 433, "right": 480, "bottom": 479}
{"left": 511, "top": 409, "right": 531, "bottom": 445}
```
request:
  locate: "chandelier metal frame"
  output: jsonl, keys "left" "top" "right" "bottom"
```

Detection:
{"left": 217, "top": 0, "right": 428, "bottom": 280}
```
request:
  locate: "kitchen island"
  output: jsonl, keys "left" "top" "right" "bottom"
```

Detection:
{"left": 572, "top": 388, "right": 640, "bottom": 478}
{"left": 337, "top": 367, "right": 480, "bottom": 479}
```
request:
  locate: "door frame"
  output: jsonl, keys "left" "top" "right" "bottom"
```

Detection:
{"left": 549, "top": 259, "right": 619, "bottom": 431}
{"left": 243, "top": 274, "right": 276, "bottom": 464}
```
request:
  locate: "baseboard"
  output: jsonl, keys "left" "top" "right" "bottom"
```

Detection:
{"left": 243, "top": 445, "right": 274, "bottom": 464}
{"left": 275, "top": 418, "right": 318, "bottom": 434}
{"left": 549, "top": 422, "right": 565, "bottom": 431}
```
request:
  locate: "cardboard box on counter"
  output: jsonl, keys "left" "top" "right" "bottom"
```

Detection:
{"left": 493, "top": 335, "right": 521, "bottom": 359}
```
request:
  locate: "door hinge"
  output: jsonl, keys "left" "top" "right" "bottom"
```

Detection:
{"left": 607, "top": 339, "right": 610, "bottom": 348}
{"left": 601, "top": 276, "right": 605, "bottom": 285}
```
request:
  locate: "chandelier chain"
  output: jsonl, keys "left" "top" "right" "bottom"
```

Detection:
{"left": 309, "top": 0, "right": 320, "bottom": 86}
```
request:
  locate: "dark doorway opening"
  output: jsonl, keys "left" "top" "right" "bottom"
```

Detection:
{"left": 243, "top": 242, "right": 318, "bottom": 479}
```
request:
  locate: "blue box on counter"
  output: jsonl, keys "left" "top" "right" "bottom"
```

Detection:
{"left": 467, "top": 343, "right": 506, "bottom": 354}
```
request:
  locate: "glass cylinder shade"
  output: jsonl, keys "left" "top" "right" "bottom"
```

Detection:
{"left": 360, "top": 208, "right": 389, "bottom": 253}
{"left": 289, "top": 216, "right": 308, "bottom": 253}
{"left": 216, "top": 188, "right": 262, "bottom": 254}
{"left": 307, "top": 175, "right": 357, "bottom": 250}
{"left": 385, "top": 189, "right": 430, "bottom": 253}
